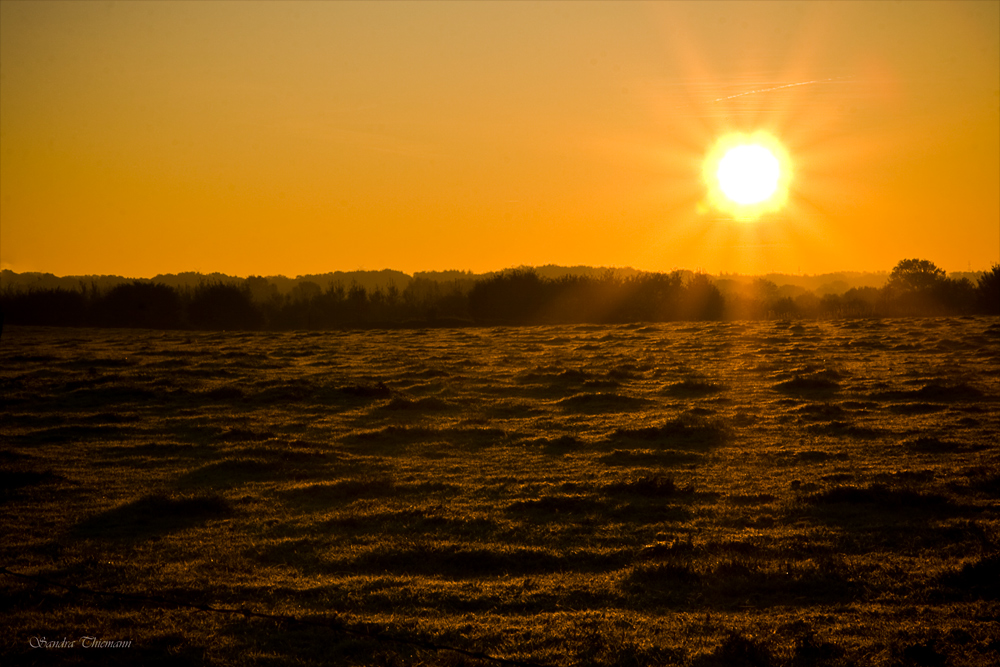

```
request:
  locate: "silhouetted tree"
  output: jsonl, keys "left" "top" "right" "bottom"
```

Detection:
{"left": 883, "top": 258, "right": 977, "bottom": 315}
{"left": 290, "top": 281, "right": 322, "bottom": 304}
{"left": 545, "top": 274, "right": 609, "bottom": 323}
{"left": 938, "top": 276, "right": 977, "bottom": 314}
{"left": 245, "top": 275, "right": 284, "bottom": 327}
{"left": 818, "top": 293, "right": 844, "bottom": 317}
{"left": 94, "top": 281, "right": 182, "bottom": 329}
{"left": 977, "top": 264, "right": 1000, "bottom": 314}
{"left": 794, "top": 291, "right": 821, "bottom": 316}
{"left": 344, "top": 282, "right": 369, "bottom": 323}
{"left": 616, "top": 272, "right": 684, "bottom": 322}
{"left": 0, "top": 288, "right": 87, "bottom": 327}
{"left": 680, "top": 273, "right": 724, "bottom": 320}
{"left": 468, "top": 269, "right": 546, "bottom": 324}
{"left": 3, "top": 260, "right": 991, "bottom": 331}
{"left": 842, "top": 287, "right": 880, "bottom": 317}
{"left": 886, "top": 258, "right": 946, "bottom": 293}
{"left": 187, "top": 282, "right": 263, "bottom": 330}
{"left": 246, "top": 275, "right": 280, "bottom": 304}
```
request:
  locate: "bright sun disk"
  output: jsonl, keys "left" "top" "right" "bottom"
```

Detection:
{"left": 717, "top": 144, "right": 780, "bottom": 205}
{"left": 703, "top": 132, "right": 790, "bottom": 220}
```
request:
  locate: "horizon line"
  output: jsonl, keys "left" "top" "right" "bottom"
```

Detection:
{"left": 4, "top": 262, "right": 996, "bottom": 284}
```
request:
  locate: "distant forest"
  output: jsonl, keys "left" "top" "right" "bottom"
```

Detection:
{"left": 1, "top": 260, "right": 997, "bottom": 330}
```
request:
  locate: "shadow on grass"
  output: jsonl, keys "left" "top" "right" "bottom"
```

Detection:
{"left": 505, "top": 484, "right": 695, "bottom": 525}
{"left": 875, "top": 382, "right": 984, "bottom": 403}
{"left": 805, "top": 421, "right": 886, "bottom": 439}
{"left": 806, "top": 484, "right": 957, "bottom": 512}
{"left": 10, "top": 424, "right": 139, "bottom": 446}
{"left": 344, "top": 425, "right": 510, "bottom": 450}
{"left": 772, "top": 374, "right": 841, "bottom": 397}
{"left": 73, "top": 492, "right": 231, "bottom": 539}
{"left": 606, "top": 417, "right": 728, "bottom": 450}
{"left": 176, "top": 458, "right": 303, "bottom": 489}
{"left": 601, "top": 472, "right": 678, "bottom": 497}
{"left": 790, "top": 402, "right": 848, "bottom": 421}
{"left": 280, "top": 477, "right": 458, "bottom": 510}
{"left": 599, "top": 448, "right": 703, "bottom": 466}
{"left": 243, "top": 380, "right": 392, "bottom": 407}
{"left": 905, "top": 436, "right": 982, "bottom": 454}
{"left": 340, "top": 541, "right": 631, "bottom": 578}
{"left": 557, "top": 392, "right": 652, "bottom": 414}
{"left": 937, "top": 553, "right": 1000, "bottom": 600}
{"left": 622, "top": 554, "right": 856, "bottom": 609}
{"left": 796, "top": 484, "right": 972, "bottom": 540}
{"left": 506, "top": 493, "right": 607, "bottom": 517}
{"left": 529, "top": 434, "right": 588, "bottom": 455}
{"left": 692, "top": 632, "right": 777, "bottom": 667}
{"left": 0, "top": 468, "right": 64, "bottom": 502}
{"left": 379, "top": 396, "right": 454, "bottom": 411}
{"left": 174, "top": 443, "right": 344, "bottom": 489}
{"left": 663, "top": 379, "right": 726, "bottom": 397}
{"left": 252, "top": 536, "right": 630, "bottom": 579}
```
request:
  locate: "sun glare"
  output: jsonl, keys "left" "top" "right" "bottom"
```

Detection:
{"left": 704, "top": 133, "right": 791, "bottom": 221}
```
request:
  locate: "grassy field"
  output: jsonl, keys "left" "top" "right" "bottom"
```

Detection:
{"left": 1, "top": 318, "right": 998, "bottom": 666}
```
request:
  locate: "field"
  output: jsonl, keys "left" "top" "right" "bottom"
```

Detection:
{"left": 1, "top": 318, "right": 998, "bottom": 666}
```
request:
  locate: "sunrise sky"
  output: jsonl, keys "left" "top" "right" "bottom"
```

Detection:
{"left": 2, "top": 1, "right": 998, "bottom": 278}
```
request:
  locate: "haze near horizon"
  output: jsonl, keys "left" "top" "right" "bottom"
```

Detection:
{"left": 2, "top": 1, "right": 997, "bottom": 279}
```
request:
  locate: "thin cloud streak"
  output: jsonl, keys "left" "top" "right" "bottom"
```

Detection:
{"left": 714, "top": 78, "right": 847, "bottom": 103}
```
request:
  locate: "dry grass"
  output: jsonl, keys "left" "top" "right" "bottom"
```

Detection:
{"left": 1, "top": 317, "right": 998, "bottom": 665}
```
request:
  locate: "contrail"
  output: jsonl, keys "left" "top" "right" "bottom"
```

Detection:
{"left": 714, "top": 78, "right": 839, "bottom": 102}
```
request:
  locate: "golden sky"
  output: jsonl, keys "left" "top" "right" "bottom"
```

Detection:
{"left": 2, "top": 1, "right": 998, "bottom": 278}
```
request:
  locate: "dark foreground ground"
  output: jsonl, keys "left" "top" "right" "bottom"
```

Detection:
{"left": 1, "top": 318, "right": 998, "bottom": 666}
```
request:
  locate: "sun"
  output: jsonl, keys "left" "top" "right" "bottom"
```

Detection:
{"left": 717, "top": 145, "right": 780, "bottom": 205}
{"left": 703, "top": 132, "right": 791, "bottom": 220}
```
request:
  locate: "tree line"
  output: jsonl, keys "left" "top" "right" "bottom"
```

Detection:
{"left": 1, "top": 259, "right": 997, "bottom": 331}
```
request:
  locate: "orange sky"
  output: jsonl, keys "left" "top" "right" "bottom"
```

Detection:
{"left": 2, "top": 1, "right": 998, "bottom": 278}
